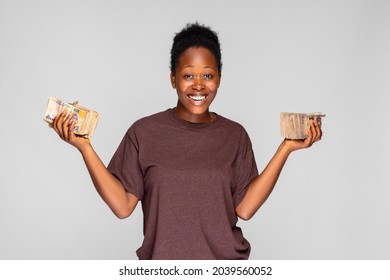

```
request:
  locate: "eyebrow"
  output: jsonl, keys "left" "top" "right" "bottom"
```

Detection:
{"left": 182, "top": 65, "right": 215, "bottom": 69}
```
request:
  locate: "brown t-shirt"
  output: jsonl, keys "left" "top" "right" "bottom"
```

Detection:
{"left": 108, "top": 109, "right": 258, "bottom": 259}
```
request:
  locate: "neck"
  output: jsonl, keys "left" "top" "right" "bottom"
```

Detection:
{"left": 174, "top": 106, "right": 214, "bottom": 123}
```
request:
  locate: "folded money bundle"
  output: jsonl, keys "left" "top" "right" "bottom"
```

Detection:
{"left": 44, "top": 97, "right": 99, "bottom": 138}
{"left": 280, "top": 112, "right": 325, "bottom": 140}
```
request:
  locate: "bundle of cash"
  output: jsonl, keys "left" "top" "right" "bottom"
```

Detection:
{"left": 280, "top": 112, "right": 325, "bottom": 139}
{"left": 44, "top": 97, "right": 99, "bottom": 138}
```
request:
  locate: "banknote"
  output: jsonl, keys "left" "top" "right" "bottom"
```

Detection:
{"left": 44, "top": 97, "right": 99, "bottom": 138}
{"left": 280, "top": 112, "right": 325, "bottom": 139}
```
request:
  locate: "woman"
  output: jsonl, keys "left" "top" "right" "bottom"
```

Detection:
{"left": 52, "top": 23, "right": 322, "bottom": 259}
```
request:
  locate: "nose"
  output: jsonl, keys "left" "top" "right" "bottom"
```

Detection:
{"left": 192, "top": 76, "right": 205, "bottom": 90}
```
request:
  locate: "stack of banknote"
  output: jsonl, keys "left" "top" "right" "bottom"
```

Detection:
{"left": 43, "top": 97, "right": 99, "bottom": 138}
{"left": 280, "top": 112, "right": 325, "bottom": 139}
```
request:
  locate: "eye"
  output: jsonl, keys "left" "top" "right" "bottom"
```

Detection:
{"left": 203, "top": 74, "right": 213, "bottom": 80}
{"left": 183, "top": 74, "right": 193, "bottom": 80}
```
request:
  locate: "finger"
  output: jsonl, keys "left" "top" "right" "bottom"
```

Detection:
{"left": 62, "top": 111, "right": 72, "bottom": 141}
{"left": 51, "top": 118, "right": 59, "bottom": 134}
{"left": 302, "top": 128, "right": 310, "bottom": 147}
{"left": 67, "top": 116, "right": 77, "bottom": 142}
{"left": 307, "top": 121, "right": 317, "bottom": 147}
{"left": 53, "top": 110, "right": 66, "bottom": 138}
{"left": 316, "top": 118, "right": 323, "bottom": 141}
{"left": 52, "top": 111, "right": 60, "bottom": 132}
{"left": 58, "top": 110, "right": 69, "bottom": 140}
{"left": 310, "top": 120, "right": 317, "bottom": 136}
{"left": 312, "top": 118, "right": 322, "bottom": 142}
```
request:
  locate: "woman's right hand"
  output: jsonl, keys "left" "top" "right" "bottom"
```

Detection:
{"left": 51, "top": 110, "right": 138, "bottom": 219}
{"left": 51, "top": 110, "right": 91, "bottom": 152}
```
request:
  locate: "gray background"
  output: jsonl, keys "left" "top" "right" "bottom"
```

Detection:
{"left": 0, "top": 0, "right": 389, "bottom": 259}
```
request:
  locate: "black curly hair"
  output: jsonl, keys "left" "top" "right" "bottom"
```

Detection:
{"left": 170, "top": 22, "right": 222, "bottom": 75}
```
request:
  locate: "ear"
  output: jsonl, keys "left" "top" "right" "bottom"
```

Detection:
{"left": 170, "top": 72, "right": 176, "bottom": 89}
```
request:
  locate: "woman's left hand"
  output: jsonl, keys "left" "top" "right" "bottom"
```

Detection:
{"left": 283, "top": 119, "right": 323, "bottom": 153}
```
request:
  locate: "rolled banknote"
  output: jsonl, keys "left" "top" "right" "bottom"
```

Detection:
{"left": 44, "top": 97, "right": 99, "bottom": 138}
{"left": 280, "top": 112, "right": 325, "bottom": 140}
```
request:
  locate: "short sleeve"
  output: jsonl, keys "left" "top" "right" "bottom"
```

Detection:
{"left": 233, "top": 130, "right": 258, "bottom": 207}
{"left": 107, "top": 126, "right": 144, "bottom": 200}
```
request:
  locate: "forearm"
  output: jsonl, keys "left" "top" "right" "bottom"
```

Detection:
{"left": 236, "top": 141, "right": 291, "bottom": 220}
{"left": 51, "top": 111, "right": 138, "bottom": 218}
{"left": 79, "top": 144, "right": 138, "bottom": 219}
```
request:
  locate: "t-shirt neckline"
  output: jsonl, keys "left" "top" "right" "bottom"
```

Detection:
{"left": 168, "top": 108, "right": 219, "bottom": 129}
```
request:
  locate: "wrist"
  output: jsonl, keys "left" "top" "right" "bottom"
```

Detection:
{"left": 78, "top": 142, "right": 93, "bottom": 155}
{"left": 280, "top": 140, "right": 294, "bottom": 155}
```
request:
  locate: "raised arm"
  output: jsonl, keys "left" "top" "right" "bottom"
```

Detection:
{"left": 236, "top": 120, "right": 322, "bottom": 220}
{"left": 51, "top": 110, "right": 138, "bottom": 219}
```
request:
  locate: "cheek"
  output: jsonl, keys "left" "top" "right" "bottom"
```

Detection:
{"left": 178, "top": 80, "right": 192, "bottom": 90}
{"left": 207, "top": 83, "right": 219, "bottom": 93}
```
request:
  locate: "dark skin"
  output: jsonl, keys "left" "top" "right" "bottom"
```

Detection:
{"left": 51, "top": 46, "right": 322, "bottom": 220}
{"left": 169, "top": 47, "right": 322, "bottom": 219}
{"left": 170, "top": 47, "right": 220, "bottom": 123}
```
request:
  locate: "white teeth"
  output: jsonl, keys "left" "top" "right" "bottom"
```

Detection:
{"left": 189, "top": 95, "right": 206, "bottom": 101}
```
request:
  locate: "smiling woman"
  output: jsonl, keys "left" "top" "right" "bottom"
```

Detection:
{"left": 171, "top": 47, "right": 220, "bottom": 123}
{"left": 51, "top": 22, "right": 322, "bottom": 260}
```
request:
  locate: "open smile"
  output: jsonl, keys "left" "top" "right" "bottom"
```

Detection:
{"left": 187, "top": 94, "right": 208, "bottom": 102}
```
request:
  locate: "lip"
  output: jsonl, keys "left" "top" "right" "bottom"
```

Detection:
{"left": 186, "top": 94, "right": 209, "bottom": 106}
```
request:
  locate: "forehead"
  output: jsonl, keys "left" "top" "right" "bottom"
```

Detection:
{"left": 178, "top": 47, "right": 217, "bottom": 68}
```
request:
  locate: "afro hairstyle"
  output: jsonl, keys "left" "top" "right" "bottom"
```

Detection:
{"left": 170, "top": 22, "right": 222, "bottom": 75}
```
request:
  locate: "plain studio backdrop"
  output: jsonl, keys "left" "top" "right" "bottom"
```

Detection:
{"left": 0, "top": 0, "right": 389, "bottom": 260}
